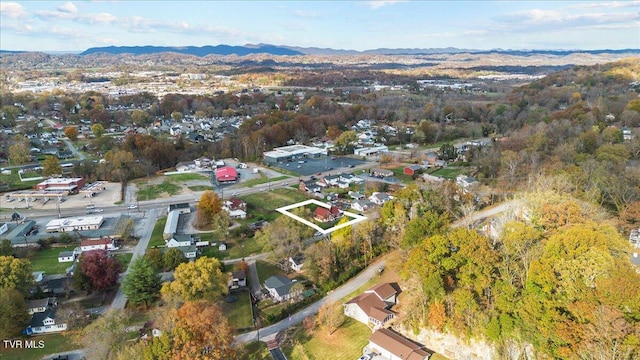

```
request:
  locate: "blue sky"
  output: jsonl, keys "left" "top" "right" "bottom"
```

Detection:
{"left": 1, "top": 1, "right": 638, "bottom": 52}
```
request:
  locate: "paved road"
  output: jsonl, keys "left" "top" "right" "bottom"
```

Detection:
{"left": 111, "top": 208, "right": 159, "bottom": 310}
{"left": 61, "top": 138, "right": 85, "bottom": 160}
{"left": 235, "top": 256, "right": 386, "bottom": 344}
{"left": 451, "top": 200, "right": 520, "bottom": 228}
{"left": 270, "top": 348, "right": 288, "bottom": 360}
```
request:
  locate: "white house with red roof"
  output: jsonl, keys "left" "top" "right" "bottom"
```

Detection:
{"left": 80, "top": 237, "right": 117, "bottom": 252}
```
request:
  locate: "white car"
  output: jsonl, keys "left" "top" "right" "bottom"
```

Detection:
{"left": 127, "top": 204, "right": 138, "bottom": 209}
{"left": 358, "top": 356, "right": 371, "bottom": 360}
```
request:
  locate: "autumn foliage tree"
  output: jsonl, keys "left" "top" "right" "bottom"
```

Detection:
{"left": 64, "top": 126, "right": 79, "bottom": 141}
{"left": 0, "top": 287, "right": 29, "bottom": 339}
{"left": 170, "top": 300, "right": 237, "bottom": 359}
{"left": 161, "top": 257, "right": 226, "bottom": 301}
{"left": 196, "top": 190, "right": 223, "bottom": 228}
{"left": 42, "top": 156, "right": 62, "bottom": 177}
{"left": 79, "top": 250, "right": 122, "bottom": 292}
{"left": 317, "top": 301, "right": 345, "bottom": 335}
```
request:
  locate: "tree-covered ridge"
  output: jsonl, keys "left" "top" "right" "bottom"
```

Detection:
{"left": 399, "top": 192, "right": 640, "bottom": 359}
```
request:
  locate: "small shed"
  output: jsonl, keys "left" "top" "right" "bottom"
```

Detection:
{"left": 403, "top": 165, "right": 423, "bottom": 176}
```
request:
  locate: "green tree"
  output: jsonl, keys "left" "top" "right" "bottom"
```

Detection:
{"left": 0, "top": 256, "right": 34, "bottom": 295}
{"left": 256, "top": 217, "right": 302, "bottom": 270}
{"left": 161, "top": 257, "right": 226, "bottom": 301}
{"left": 122, "top": 256, "right": 162, "bottom": 307}
{"left": 439, "top": 143, "right": 457, "bottom": 160}
{"left": 144, "top": 332, "right": 173, "bottom": 360}
{"left": 400, "top": 211, "right": 448, "bottom": 249}
{"left": 42, "top": 156, "right": 62, "bottom": 177}
{"left": 0, "top": 239, "right": 13, "bottom": 256}
{"left": 333, "top": 130, "right": 357, "bottom": 154}
{"left": 64, "top": 126, "right": 79, "bottom": 141}
{"left": 145, "top": 248, "right": 165, "bottom": 272}
{"left": 116, "top": 218, "right": 136, "bottom": 241}
{"left": 0, "top": 287, "right": 29, "bottom": 339}
{"left": 91, "top": 123, "right": 105, "bottom": 138}
{"left": 163, "top": 248, "right": 187, "bottom": 271}
{"left": 102, "top": 149, "right": 136, "bottom": 185}
{"left": 131, "top": 109, "right": 150, "bottom": 127}
{"left": 1, "top": 105, "right": 21, "bottom": 123}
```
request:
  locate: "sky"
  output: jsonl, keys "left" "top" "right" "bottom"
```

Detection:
{"left": 0, "top": 1, "right": 638, "bottom": 52}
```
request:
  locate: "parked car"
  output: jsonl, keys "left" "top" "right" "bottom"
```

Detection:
{"left": 358, "top": 356, "right": 371, "bottom": 360}
{"left": 127, "top": 204, "right": 137, "bottom": 209}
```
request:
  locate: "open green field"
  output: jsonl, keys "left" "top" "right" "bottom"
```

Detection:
{"left": 429, "top": 166, "right": 467, "bottom": 180}
{"left": 29, "top": 246, "right": 77, "bottom": 275}
{"left": 242, "top": 175, "right": 290, "bottom": 188}
{"left": 220, "top": 291, "right": 253, "bottom": 330}
{"left": 136, "top": 180, "right": 182, "bottom": 201}
{"left": 148, "top": 216, "right": 167, "bottom": 248}
{"left": 188, "top": 185, "right": 210, "bottom": 191}
{"left": 255, "top": 260, "right": 285, "bottom": 283}
{"left": 114, "top": 253, "right": 133, "bottom": 269}
{"left": 0, "top": 170, "right": 41, "bottom": 191}
{"left": 390, "top": 166, "right": 417, "bottom": 183}
{"left": 164, "top": 173, "right": 210, "bottom": 182}
{"left": 242, "top": 188, "right": 310, "bottom": 222}
{"left": 198, "top": 232, "right": 264, "bottom": 260}
{"left": 284, "top": 317, "right": 370, "bottom": 360}
{"left": 0, "top": 332, "right": 81, "bottom": 360}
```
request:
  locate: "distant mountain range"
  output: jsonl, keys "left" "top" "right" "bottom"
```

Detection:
{"left": 3, "top": 45, "right": 638, "bottom": 57}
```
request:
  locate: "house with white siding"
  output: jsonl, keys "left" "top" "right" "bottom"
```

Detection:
{"left": 344, "top": 283, "right": 399, "bottom": 330}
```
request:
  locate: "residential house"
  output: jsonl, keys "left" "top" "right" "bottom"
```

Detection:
{"left": 456, "top": 175, "right": 478, "bottom": 188}
{"left": 80, "top": 238, "right": 117, "bottom": 252}
{"left": 229, "top": 270, "right": 247, "bottom": 289}
{"left": 340, "top": 173, "right": 364, "bottom": 185}
{"left": 0, "top": 222, "right": 8, "bottom": 236}
{"left": 24, "top": 297, "right": 67, "bottom": 335}
{"left": 177, "top": 245, "right": 198, "bottom": 260}
{"left": 224, "top": 198, "right": 247, "bottom": 219}
{"left": 57, "top": 251, "right": 75, "bottom": 263}
{"left": 42, "top": 277, "right": 70, "bottom": 295}
{"left": 289, "top": 254, "right": 304, "bottom": 272}
{"left": 175, "top": 161, "right": 195, "bottom": 172}
{"left": 351, "top": 199, "right": 373, "bottom": 212}
{"left": 321, "top": 174, "right": 341, "bottom": 187}
{"left": 300, "top": 180, "right": 322, "bottom": 193}
{"left": 348, "top": 191, "right": 365, "bottom": 200}
{"left": 25, "top": 310, "right": 67, "bottom": 335}
{"left": 344, "top": 283, "right": 399, "bottom": 330}
{"left": 218, "top": 243, "right": 227, "bottom": 251}
{"left": 314, "top": 205, "right": 341, "bottom": 223}
{"left": 166, "top": 234, "right": 194, "bottom": 248}
{"left": 370, "top": 168, "right": 394, "bottom": 178}
{"left": 369, "top": 192, "right": 392, "bottom": 205}
{"left": 264, "top": 275, "right": 301, "bottom": 302}
{"left": 32, "top": 271, "right": 46, "bottom": 284}
{"left": 368, "top": 328, "right": 433, "bottom": 360}
{"left": 27, "top": 298, "right": 56, "bottom": 315}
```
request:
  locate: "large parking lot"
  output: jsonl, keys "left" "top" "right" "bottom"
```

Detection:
{"left": 269, "top": 155, "right": 369, "bottom": 176}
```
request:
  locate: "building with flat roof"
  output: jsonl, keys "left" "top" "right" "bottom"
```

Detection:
{"left": 354, "top": 146, "right": 388, "bottom": 157}
{"left": 163, "top": 210, "right": 180, "bottom": 239}
{"left": 35, "top": 178, "right": 85, "bottom": 194}
{"left": 0, "top": 222, "right": 7, "bottom": 236}
{"left": 45, "top": 216, "right": 104, "bottom": 233}
{"left": 263, "top": 145, "right": 327, "bottom": 164}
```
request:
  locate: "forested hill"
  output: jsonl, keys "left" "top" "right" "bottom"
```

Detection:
{"left": 80, "top": 45, "right": 303, "bottom": 57}
{"left": 79, "top": 44, "right": 640, "bottom": 57}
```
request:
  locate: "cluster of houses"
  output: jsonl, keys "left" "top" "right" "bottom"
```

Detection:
{"left": 24, "top": 297, "right": 67, "bottom": 335}
{"left": 344, "top": 283, "right": 434, "bottom": 360}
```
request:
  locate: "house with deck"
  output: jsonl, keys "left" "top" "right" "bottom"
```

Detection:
{"left": 344, "top": 283, "right": 399, "bottom": 330}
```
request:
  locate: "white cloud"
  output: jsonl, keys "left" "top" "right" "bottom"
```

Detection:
{"left": 57, "top": 2, "right": 78, "bottom": 14}
{"left": 570, "top": 1, "right": 640, "bottom": 9}
{"left": 494, "top": 8, "right": 639, "bottom": 32}
{"left": 366, "top": 0, "right": 408, "bottom": 10}
{"left": 0, "top": 2, "right": 28, "bottom": 19}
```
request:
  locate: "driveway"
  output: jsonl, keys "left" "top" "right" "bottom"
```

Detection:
{"left": 111, "top": 208, "right": 159, "bottom": 310}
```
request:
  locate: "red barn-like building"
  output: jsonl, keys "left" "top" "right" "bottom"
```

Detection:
{"left": 215, "top": 166, "right": 238, "bottom": 183}
{"left": 35, "top": 178, "right": 85, "bottom": 194}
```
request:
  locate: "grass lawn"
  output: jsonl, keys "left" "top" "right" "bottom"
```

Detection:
{"left": 188, "top": 185, "right": 211, "bottom": 191}
{"left": 198, "top": 232, "right": 264, "bottom": 261}
{"left": 242, "top": 188, "right": 310, "bottom": 222}
{"left": 148, "top": 216, "right": 167, "bottom": 248}
{"left": 242, "top": 175, "right": 291, "bottom": 188}
{"left": 136, "top": 180, "right": 182, "bottom": 201}
{"left": 114, "top": 253, "right": 133, "bottom": 269}
{"left": 29, "top": 246, "right": 77, "bottom": 275}
{"left": 255, "top": 260, "right": 285, "bottom": 283}
{"left": 220, "top": 291, "right": 253, "bottom": 330}
{"left": 0, "top": 170, "right": 42, "bottom": 191}
{"left": 390, "top": 166, "right": 417, "bottom": 183}
{"left": 283, "top": 317, "right": 370, "bottom": 360}
{"left": 0, "top": 332, "right": 81, "bottom": 360}
{"left": 242, "top": 341, "right": 271, "bottom": 360}
{"left": 164, "top": 173, "right": 210, "bottom": 182}
{"left": 429, "top": 166, "right": 467, "bottom": 180}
